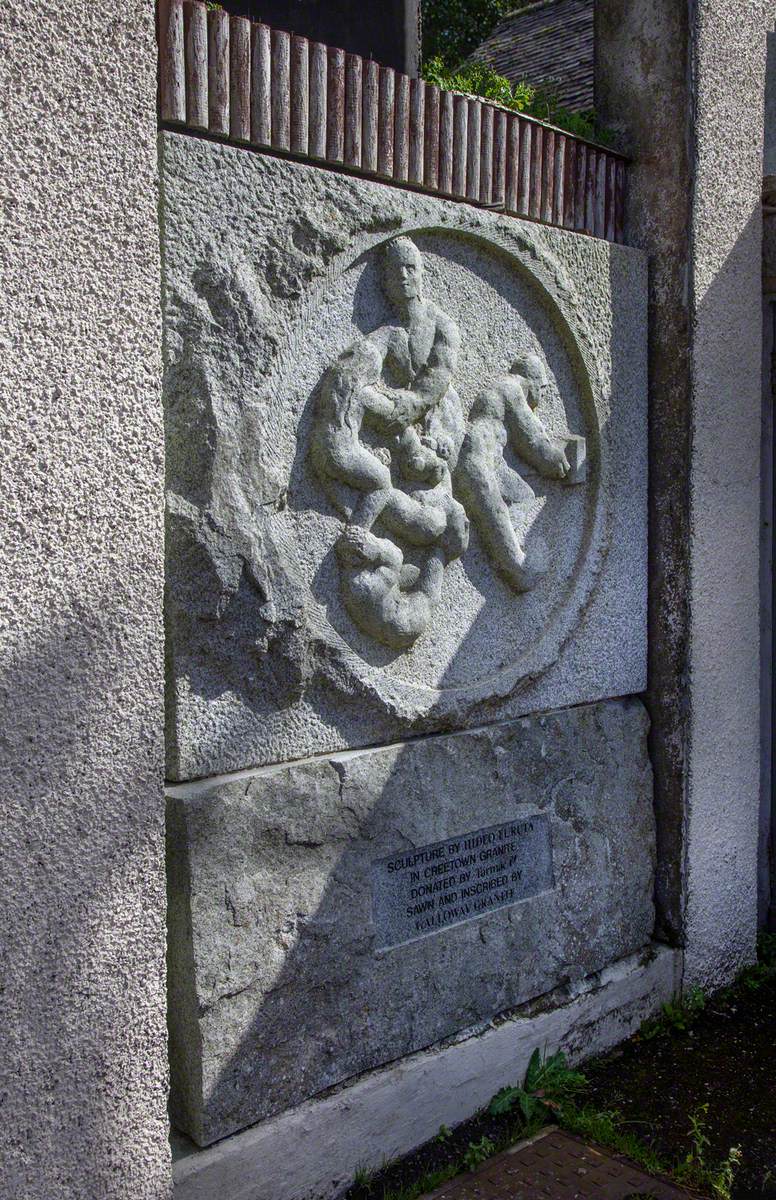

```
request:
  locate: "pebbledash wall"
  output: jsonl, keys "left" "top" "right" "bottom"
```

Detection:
{"left": 0, "top": 2, "right": 169, "bottom": 1199}
{"left": 0, "top": 5, "right": 768, "bottom": 1200}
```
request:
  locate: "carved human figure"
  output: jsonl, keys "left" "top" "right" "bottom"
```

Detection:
{"left": 335, "top": 526, "right": 445, "bottom": 650}
{"left": 310, "top": 236, "right": 469, "bottom": 648}
{"left": 454, "top": 354, "right": 571, "bottom": 593}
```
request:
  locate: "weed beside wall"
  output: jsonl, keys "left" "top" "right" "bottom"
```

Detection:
{"left": 421, "top": 56, "right": 613, "bottom": 145}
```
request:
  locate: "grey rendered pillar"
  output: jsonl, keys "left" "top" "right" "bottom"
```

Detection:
{"left": 596, "top": 0, "right": 766, "bottom": 988}
{"left": 0, "top": 2, "right": 170, "bottom": 1196}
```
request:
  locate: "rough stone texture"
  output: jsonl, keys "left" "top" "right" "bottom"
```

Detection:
{"left": 167, "top": 697, "right": 655, "bottom": 1146}
{"left": 161, "top": 131, "right": 648, "bottom": 780}
{"left": 595, "top": 0, "right": 693, "bottom": 948}
{"left": 172, "top": 945, "right": 680, "bottom": 1200}
{"left": 596, "top": 1, "right": 765, "bottom": 986}
{"left": 0, "top": 4, "right": 170, "bottom": 1198}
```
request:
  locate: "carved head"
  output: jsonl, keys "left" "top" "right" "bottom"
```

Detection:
{"left": 383, "top": 236, "right": 423, "bottom": 307}
{"left": 511, "top": 352, "right": 549, "bottom": 409}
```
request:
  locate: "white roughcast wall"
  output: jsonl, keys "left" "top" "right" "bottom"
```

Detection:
{"left": 0, "top": 3, "right": 170, "bottom": 1197}
{"left": 684, "top": 0, "right": 766, "bottom": 989}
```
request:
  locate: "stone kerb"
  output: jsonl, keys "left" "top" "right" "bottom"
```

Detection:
{"left": 161, "top": 131, "right": 647, "bottom": 781}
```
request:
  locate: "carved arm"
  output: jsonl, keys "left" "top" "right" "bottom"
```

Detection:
{"left": 505, "top": 394, "right": 569, "bottom": 480}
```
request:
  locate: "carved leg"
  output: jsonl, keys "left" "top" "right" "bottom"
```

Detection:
{"left": 350, "top": 486, "right": 391, "bottom": 530}
{"left": 310, "top": 431, "right": 392, "bottom": 511}
{"left": 414, "top": 546, "right": 445, "bottom": 608}
{"left": 436, "top": 493, "right": 469, "bottom": 562}
{"left": 379, "top": 488, "right": 447, "bottom": 545}
{"left": 455, "top": 456, "right": 545, "bottom": 593}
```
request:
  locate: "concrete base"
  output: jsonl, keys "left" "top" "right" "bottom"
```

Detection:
{"left": 172, "top": 943, "right": 680, "bottom": 1200}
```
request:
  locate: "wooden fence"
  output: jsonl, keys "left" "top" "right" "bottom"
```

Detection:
{"left": 157, "top": 0, "right": 626, "bottom": 243}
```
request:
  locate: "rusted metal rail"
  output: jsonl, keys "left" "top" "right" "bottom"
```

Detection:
{"left": 157, "top": 0, "right": 626, "bottom": 242}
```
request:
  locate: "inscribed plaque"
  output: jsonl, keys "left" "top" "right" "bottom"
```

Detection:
{"left": 372, "top": 815, "right": 554, "bottom": 948}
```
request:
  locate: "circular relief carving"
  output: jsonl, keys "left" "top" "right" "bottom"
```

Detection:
{"left": 263, "top": 224, "right": 607, "bottom": 719}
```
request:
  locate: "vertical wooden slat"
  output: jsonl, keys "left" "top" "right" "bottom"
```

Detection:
{"left": 479, "top": 103, "right": 494, "bottom": 204}
{"left": 595, "top": 151, "right": 607, "bottom": 237}
{"left": 541, "top": 127, "right": 554, "bottom": 223}
{"left": 361, "top": 59, "right": 379, "bottom": 172}
{"left": 438, "top": 89, "right": 454, "bottom": 193}
{"left": 394, "top": 73, "right": 410, "bottom": 182}
{"left": 308, "top": 41, "right": 328, "bottom": 158}
{"left": 206, "top": 6, "right": 229, "bottom": 135}
{"left": 161, "top": 13, "right": 620, "bottom": 242}
{"left": 605, "top": 155, "right": 617, "bottom": 241}
{"left": 408, "top": 78, "right": 425, "bottom": 185}
{"left": 552, "top": 133, "right": 566, "bottom": 225}
{"left": 451, "top": 94, "right": 468, "bottom": 198}
{"left": 229, "top": 16, "right": 251, "bottom": 142}
{"left": 290, "top": 35, "right": 309, "bottom": 155}
{"left": 529, "top": 123, "right": 543, "bottom": 218}
{"left": 183, "top": 0, "right": 208, "bottom": 130}
{"left": 271, "top": 28, "right": 291, "bottom": 151}
{"left": 423, "top": 83, "right": 440, "bottom": 190}
{"left": 344, "top": 53, "right": 363, "bottom": 167}
{"left": 574, "top": 142, "right": 587, "bottom": 230}
{"left": 505, "top": 114, "right": 520, "bottom": 212}
{"left": 159, "top": 0, "right": 186, "bottom": 124}
{"left": 518, "top": 119, "right": 532, "bottom": 215}
{"left": 378, "top": 67, "right": 395, "bottom": 177}
{"left": 466, "top": 99, "right": 481, "bottom": 201}
{"left": 492, "top": 110, "right": 507, "bottom": 207}
{"left": 326, "top": 46, "right": 345, "bottom": 162}
{"left": 585, "top": 148, "right": 597, "bottom": 234}
{"left": 563, "top": 138, "right": 577, "bottom": 228}
{"left": 615, "top": 158, "right": 626, "bottom": 243}
{"left": 250, "top": 22, "right": 271, "bottom": 146}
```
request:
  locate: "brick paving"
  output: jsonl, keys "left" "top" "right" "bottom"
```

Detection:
{"left": 423, "top": 1128, "right": 695, "bottom": 1200}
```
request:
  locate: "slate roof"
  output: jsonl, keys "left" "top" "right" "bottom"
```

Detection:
{"left": 471, "top": 0, "right": 594, "bottom": 112}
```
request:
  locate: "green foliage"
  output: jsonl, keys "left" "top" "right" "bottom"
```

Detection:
{"left": 421, "top": 56, "right": 612, "bottom": 145}
{"left": 561, "top": 1101, "right": 741, "bottom": 1200}
{"left": 379, "top": 1163, "right": 459, "bottom": 1200}
{"left": 558, "top": 1104, "right": 667, "bottom": 1177}
{"left": 352, "top": 1164, "right": 374, "bottom": 1192}
{"left": 674, "top": 1104, "right": 742, "bottom": 1200}
{"left": 422, "top": 56, "right": 533, "bottom": 110}
{"left": 421, "top": 0, "right": 511, "bottom": 68}
{"left": 462, "top": 1136, "right": 496, "bottom": 1171}
{"left": 489, "top": 1047, "right": 587, "bottom": 1122}
{"left": 639, "top": 985, "right": 706, "bottom": 1040}
{"left": 353, "top": 1029, "right": 752, "bottom": 1200}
